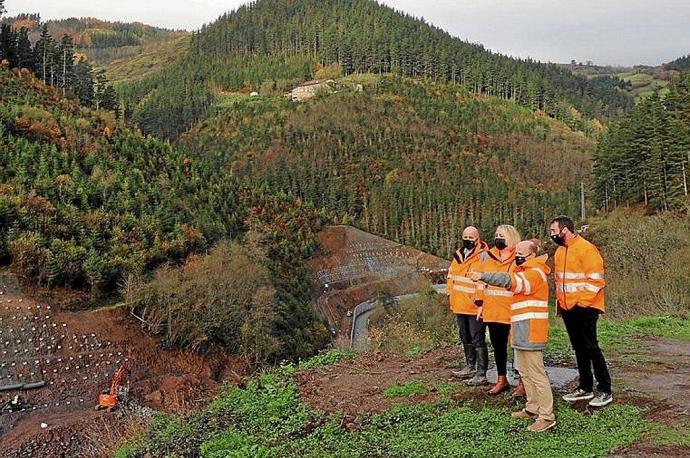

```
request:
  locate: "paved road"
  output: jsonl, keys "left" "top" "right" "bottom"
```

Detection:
{"left": 350, "top": 284, "right": 446, "bottom": 350}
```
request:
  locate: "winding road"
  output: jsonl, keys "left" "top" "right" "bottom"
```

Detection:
{"left": 350, "top": 284, "right": 446, "bottom": 349}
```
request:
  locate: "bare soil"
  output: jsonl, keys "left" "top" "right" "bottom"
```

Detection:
{"left": 297, "top": 336, "right": 690, "bottom": 457}
{"left": 0, "top": 273, "right": 250, "bottom": 457}
{"left": 308, "top": 225, "right": 449, "bottom": 335}
{"left": 298, "top": 344, "right": 519, "bottom": 418}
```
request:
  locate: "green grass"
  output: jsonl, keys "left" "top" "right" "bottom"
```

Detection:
{"left": 432, "top": 381, "right": 465, "bottom": 396}
{"left": 616, "top": 72, "right": 670, "bottom": 102}
{"left": 383, "top": 380, "right": 428, "bottom": 398}
{"left": 646, "top": 421, "right": 690, "bottom": 447}
{"left": 297, "top": 348, "right": 357, "bottom": 370}
{"left": 546, "top": 314, "right": 690, "bottom": 359}
{"left": 213, "top": 92, "right": 254, "bottom": 107}
{"left": 107, "top": 34, "right": 190, "bottom": 84}
{"left": 116, "top": 355, "right": 651, "bottom": 458}
{"left": 116, "top": 315, "right": 690, "bottom": 457}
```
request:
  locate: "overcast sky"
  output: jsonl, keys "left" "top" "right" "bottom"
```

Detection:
{"left": 5, "top": 0, "right": 690, "bottom": 66}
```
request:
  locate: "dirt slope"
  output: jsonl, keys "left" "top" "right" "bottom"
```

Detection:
{"left": 0, "top": 273, "right": 248, "bottom": 457}
{"left": 308, "top": 225, "right": 449, "bottom": 336}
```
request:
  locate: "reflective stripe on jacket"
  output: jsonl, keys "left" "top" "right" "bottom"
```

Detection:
{"left": 509, "top": 255, "right": 551, "bottom": 350}
{"left": 554, "top": 235, "right": 606, "bottom": 312}
{"left": 446, "top": 241, "right": 488, "bottom": 315}
{"left": 475, "top": 246, "right": 516, "bottom": 324}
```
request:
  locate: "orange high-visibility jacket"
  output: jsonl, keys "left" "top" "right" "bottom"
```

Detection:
{"left": 447, "top": 241, "right": 488, "bottom": 315}
{"left": 478, "top": 255, "right": 551, "bottom": 350}
{"left": 554, "top": 235, "right": 606, "bottom": 312}
{"left": 508, "top": 255, "right": 551, "bottom": 350}
{"left": 475, "top": 247, "right": 516, "bottom": 324}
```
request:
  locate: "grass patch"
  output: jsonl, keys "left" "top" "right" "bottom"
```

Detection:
{"left": 546, "top": 314, "right": 690, "bottom": 359}
{"left": 117, "top": 352, "right": 649, "bottom": 458}
{"left": 107, "top": 34, "right": 190, "bottom": 84}
{"left": 406, "top": 345, "right": 424, "bottom": 357}
{"left": 383, "top": 380, "right": 428, "bottom": 398}
{"left": 297, "top": 348, "right": 357, "bottom": 370}
{"left": 645, "top": 421, "right": 690, "bottom": 447}
{"left": 270, "top": 401, "right": 645, "bottom": 457}
{"left": 432, "top": 381, "right": 465, "bottom": 396}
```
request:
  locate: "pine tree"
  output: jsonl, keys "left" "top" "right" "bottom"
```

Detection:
{"left": 0, "top": 24, "right": 16, "bottom": 65}
{"left": 15, "top": 27, "right": 34, "bottom": 71}
{"left": 34, "top": 24, "right": 54, "bottom": 85}
{"left": 57, "top": 34, "right": 75, "bottom": 97}
{"left": 72, "top": 57, "right": 94, "bottom": 106}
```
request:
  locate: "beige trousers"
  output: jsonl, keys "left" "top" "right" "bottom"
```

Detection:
{"left": 515, "top": 349, "right": 555, "bottom": 421}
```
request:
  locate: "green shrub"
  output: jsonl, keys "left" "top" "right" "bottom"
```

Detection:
{"left": 368, "top": 285, "right": 456, "bottom": 354}
{"left": 297, "top": 348, "right": 357, "bottom": 370}
{"left": 588, "top": 210, "right": 690, "bottom": 318}
{"left": 126, "top": 240, "right": 279, "bottom": 358}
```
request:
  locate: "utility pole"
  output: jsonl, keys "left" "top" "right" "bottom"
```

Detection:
{"left": 683, "top": 152, "right": 689, "bottom": 197}
{"left": 580, "top": 181, "right": 586, "bottom": 220}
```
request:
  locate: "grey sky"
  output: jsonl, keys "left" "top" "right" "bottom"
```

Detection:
{"left": 5, "top": 0, "right": 690, "bottom": 66}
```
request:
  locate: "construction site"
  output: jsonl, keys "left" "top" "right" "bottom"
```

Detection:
{"left": 307, "top": 225, "right": 449, "bottom": 343}
{"left": 0, "top": 225, "right": 447, "bottom": 455}
{"left": 0, "top": 271, "right": 250, "bottom": 456}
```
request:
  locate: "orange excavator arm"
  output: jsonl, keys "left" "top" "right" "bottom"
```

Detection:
{"left": 109, "top": 364, "right": 128, "bottom": 396}
{"left": 97, "top": 362, "right": 130, "bottom": 410}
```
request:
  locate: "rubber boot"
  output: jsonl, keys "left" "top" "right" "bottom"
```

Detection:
{"left": 465, "top": 346, "right": 488, "bottom": 386}
{"left": 488, "top": 375, "right": 510, "bottom": 395}
{"left": 511, "top": 377, "right": 526, "bottom": 398}
{"left": 451, "top": 344, "right": 476, "bottom": 379}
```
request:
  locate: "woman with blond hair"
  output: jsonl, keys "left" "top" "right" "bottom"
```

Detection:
{"left": 468, "top": 224, "right": 521, "bottom": 395}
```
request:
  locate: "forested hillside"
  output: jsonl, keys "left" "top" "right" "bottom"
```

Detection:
{"left": 664, "top": 54, "right": 690, "bottom": 72}
{"left": 1, "top": 13, "right": 182, "bottom": 66}
{"left": 594, "top": 73, "right": 690, "bottom": 212}
{"left": 180, "top": 76, "right": 597, "bottom": 256}
{"left": 0, "top": 66, "right": 328, "bottom": 361}
{"left": 0, "top": 20, "right": 118, "bottom": 110}
{"left": 119, "top": 0, "right": 633, "bottom": 139}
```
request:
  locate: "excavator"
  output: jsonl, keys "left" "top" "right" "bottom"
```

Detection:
{"left": 96, "top": 362, "right": 130, "bottom": 411}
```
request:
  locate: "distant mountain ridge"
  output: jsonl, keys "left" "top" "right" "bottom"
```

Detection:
{"left": 1, "top": 13, "right": 186, "bottom": 67}
{"left": 118, "top": 0, "right": 634, "bottom": 139}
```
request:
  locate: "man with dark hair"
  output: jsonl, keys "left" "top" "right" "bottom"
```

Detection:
{"left": 549, "top": 215, "right": 612, "bottom": 407}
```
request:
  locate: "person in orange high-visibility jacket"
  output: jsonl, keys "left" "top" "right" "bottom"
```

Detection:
{"left": 472, "top": 224, "right": 520, "bottom": 392}
{"left": 447, "top": 226, "right": 489, "bottom": 380}
{"left": 550, "top": 215, "right": 612, "bottom": 408}
{"left": 470, "top": 240, "right": 556, "bottom": 433}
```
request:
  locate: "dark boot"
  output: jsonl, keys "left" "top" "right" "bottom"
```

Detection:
{"left": 451, "top": 344, "right": 476, "bottom": 379}
{"left": 488, "top": 375, "right": 510, "bottom": 395}
{"left": 465, "top": 346, "right": 488, "bottom": 386}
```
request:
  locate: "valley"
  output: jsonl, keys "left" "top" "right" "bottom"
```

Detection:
{"left": 0, "top": 0, "right": 688, "bottom": 456}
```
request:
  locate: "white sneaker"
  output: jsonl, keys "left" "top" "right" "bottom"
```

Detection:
{"left": 562, "top": 388, "right": 594, "bottom": 402}
{"left": 588, "top": 392, "right": 613, "bottom": 407}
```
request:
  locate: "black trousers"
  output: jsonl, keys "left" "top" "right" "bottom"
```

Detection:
{"left": 488, "top": 322, "right": 510, "bottom": 376}
{"left": 456, "top": 314, "right": 486, "bottom": 349}
{"left": 561, "top": 305, "right": 612, "bottom": 394}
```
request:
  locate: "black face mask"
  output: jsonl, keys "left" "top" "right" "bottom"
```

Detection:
{"left": 494, "top": 238, "right": 507, "bottom": 250}
{"left": 515, "top": 255, "right": 527, "bottom": 266}
{"left": 462, "top": 239, "right": 476, "bottom": 251}
{"left": 550, "top": 231, "right": 566, "bottom": 246}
